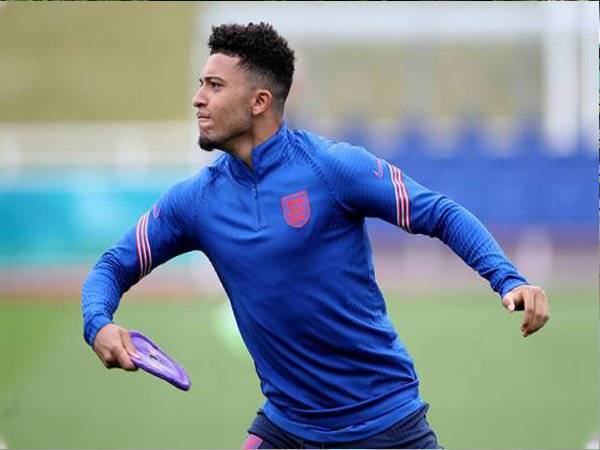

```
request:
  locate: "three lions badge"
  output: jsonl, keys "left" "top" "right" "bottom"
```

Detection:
{"left": 281, "top": 190, "right": 310, "bottom": 228}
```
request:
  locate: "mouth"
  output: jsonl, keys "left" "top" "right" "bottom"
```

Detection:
{"left": 197, "top": 114, "right": 211, "bottom": 130}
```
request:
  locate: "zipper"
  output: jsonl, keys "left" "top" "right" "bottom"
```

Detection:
{"left": 231, "top": 157, "right": 265, "bottom": 231}
{"left": 252, "top": 183, "right": 265, "bottom": 230}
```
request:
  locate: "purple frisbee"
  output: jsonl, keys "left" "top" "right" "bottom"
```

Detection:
{"left": 128, "top": 330, "right": 191, "bottom": 391}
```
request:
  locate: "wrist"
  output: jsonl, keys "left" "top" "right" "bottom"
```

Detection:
{"left": 84, "top": 314, "right": 113, "bottom": 347}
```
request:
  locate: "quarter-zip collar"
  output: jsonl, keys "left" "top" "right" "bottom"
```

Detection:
{"left": 228, "top": 121, "right": 289, "bottom": 185}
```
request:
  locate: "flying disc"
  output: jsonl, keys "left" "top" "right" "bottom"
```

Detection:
{"left": 128, "top": 330, "right": 191, "bottom": 391}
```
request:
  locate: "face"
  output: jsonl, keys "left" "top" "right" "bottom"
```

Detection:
{"left": 192, "top": 53, "right": 255, "bottom": 152}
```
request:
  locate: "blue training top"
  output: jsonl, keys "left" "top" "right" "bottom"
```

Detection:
{"left": 82, "top": 122, "right": 527, "bottom": 442}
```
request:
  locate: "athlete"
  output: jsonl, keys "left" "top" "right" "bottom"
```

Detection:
{"left": 82, "top": 22, "right": 550, "bottom": 449}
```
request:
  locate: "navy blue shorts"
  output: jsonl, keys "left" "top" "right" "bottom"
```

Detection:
{"left": 243, "top": 403, "right": 442, "bottom": 449}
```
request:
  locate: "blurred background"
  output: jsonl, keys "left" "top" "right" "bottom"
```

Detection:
{"left": 0, "top": 2, "right": 597, "bottom": 449}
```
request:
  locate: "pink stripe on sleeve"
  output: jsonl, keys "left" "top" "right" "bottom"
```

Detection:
{"left": 135, "top": 214, "right": 146, "bottom": 279}
{"left": 398, "top": 170, "right": 411, "bottom": 232}
{"left": 389, "top": 164, "right": 411, "bottom": 232}
{"left": 142, "top": 211, "right": 152, "bottom": 276}
{"left": 389, "top": 164, "right": 402, "bottom": 227}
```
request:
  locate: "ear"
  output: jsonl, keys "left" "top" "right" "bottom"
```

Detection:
{"left": 251, "top": 89, "right": 273, "bottom": 116}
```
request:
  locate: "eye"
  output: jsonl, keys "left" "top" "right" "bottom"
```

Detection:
{"left": 210, "top": 81, "right": 222, "bottom": 91}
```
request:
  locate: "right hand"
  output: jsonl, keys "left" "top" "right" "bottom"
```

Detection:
{"left": 502, "top": 284, "right": 549, "bottom": 338}
{"left": 92, "top": 323, "right": 139, "bottom": 371}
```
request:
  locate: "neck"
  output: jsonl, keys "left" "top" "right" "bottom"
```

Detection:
{"left": 228, "top": 119, "right": 282, "bottom": 169}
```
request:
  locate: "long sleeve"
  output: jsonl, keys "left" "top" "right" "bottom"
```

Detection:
{"left": 404, "top": 176, "right": 528, "bottom": 296}
{"left": 321, "top": 142, "right": 528, "bottom": 297}
{"left": 81, "top": 180, "right": 200, "bottom": 346}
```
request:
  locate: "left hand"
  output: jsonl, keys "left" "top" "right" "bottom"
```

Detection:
{"left": 502, "top": 285, "right": 549, "bottom": 338}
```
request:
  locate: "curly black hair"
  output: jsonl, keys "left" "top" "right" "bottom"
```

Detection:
{"left": 208, "top": 22, "right": 295, "bottom": 113}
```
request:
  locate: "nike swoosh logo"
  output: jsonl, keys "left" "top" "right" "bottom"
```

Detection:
{"left": 373, "top": 159, "right": 384, "bottom": 178}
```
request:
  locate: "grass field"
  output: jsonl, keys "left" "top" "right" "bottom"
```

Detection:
{"left": 0, "top": 289, "right": 597, "bottom": 449}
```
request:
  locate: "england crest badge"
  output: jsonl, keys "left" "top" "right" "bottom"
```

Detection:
{"left": 281, "top": 190, "right": 311, "bottom": 228}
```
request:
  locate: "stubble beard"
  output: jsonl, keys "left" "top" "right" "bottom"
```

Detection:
{"left": 198, "top": 134, "right": 221, "bottom": 152}
{"left": 197, "top": 122, "right": 250, "bottom": 154}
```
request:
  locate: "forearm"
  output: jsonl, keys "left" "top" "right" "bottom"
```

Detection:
{"left": 430, "top": 198, "right": 528, "bottom": 297}
{"left": 81, "top": 251, "right": 136, "bottom": 346}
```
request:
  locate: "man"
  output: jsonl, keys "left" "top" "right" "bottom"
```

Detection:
{"left": 82, "top": 22, "right": 549, "bottom": 449}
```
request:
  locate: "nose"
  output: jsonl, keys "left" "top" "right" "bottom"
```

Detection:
{"left": 192, "top": 86, "right": 207, "bottom": 108}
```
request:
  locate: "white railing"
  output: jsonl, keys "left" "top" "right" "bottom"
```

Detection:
{"left": 0, "top": 121, "right": 213, "bottom": 170}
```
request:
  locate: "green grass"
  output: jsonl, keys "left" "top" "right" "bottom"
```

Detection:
{"left": 0, "top": 289, "right": 597, "bottom": 448}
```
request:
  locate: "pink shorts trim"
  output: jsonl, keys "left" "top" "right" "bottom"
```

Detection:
{"left": 242, "top": 433, "right": 264, "bottom": 450}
